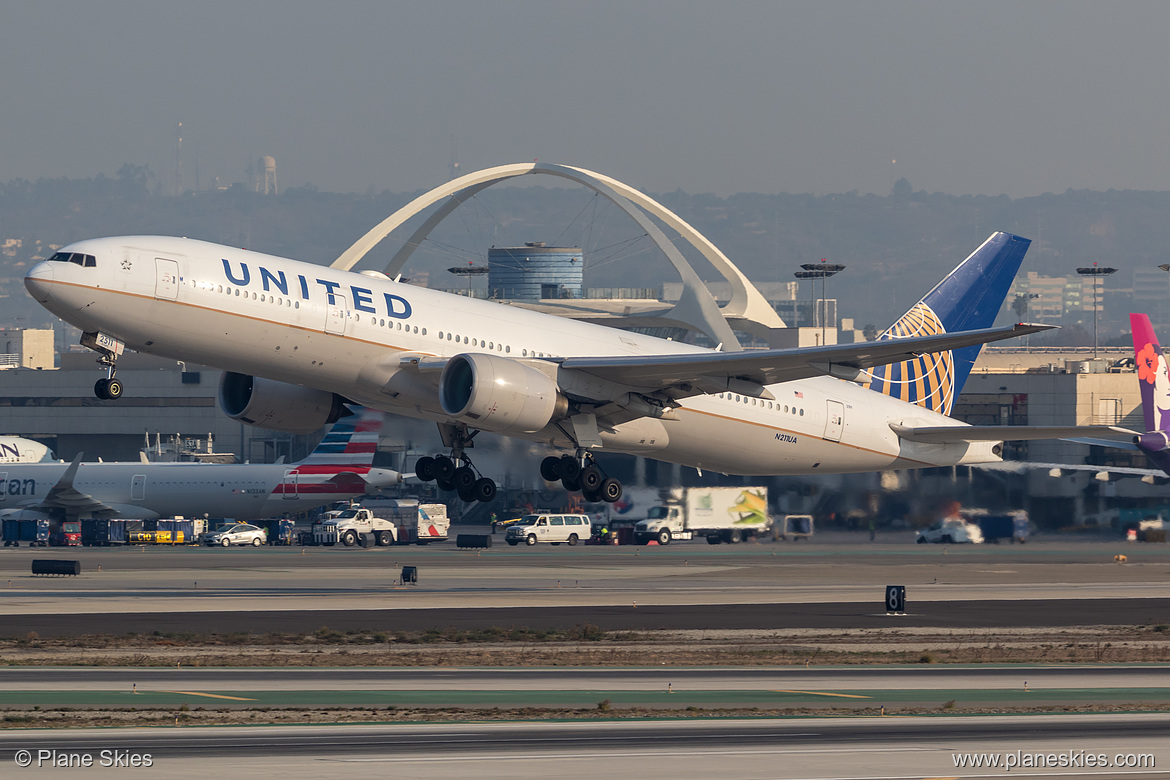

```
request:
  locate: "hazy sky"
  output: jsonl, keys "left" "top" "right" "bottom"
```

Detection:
{"left": 4, "top": 1, "right": 1170, "bottom": 198}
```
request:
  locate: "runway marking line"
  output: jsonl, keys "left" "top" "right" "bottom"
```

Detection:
{"left": 773, "top": 690, "right": 872, "bottom": 699}
{"left": 158, "top": 691, "right": 258, "bottom": 701}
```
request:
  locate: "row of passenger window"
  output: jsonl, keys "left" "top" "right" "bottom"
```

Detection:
{"left": 194, "top": 277, "right": 560, "bottom": 358}
{"left": 716, "top": 392, "right": 805, "bottom": 417}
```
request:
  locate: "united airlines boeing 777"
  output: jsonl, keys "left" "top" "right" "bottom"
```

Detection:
{"left": 24, "top": 231, "right": 1125, "bottom": 503}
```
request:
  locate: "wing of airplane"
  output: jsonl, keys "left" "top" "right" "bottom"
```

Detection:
{"left": 557, "top": 323, "right": 1052, "bottom": 398}
{"left": 890, "top": 424, "right": 1140, "bottom": 444}
{"left": 32, "top": 454, "right": 119, "bottom": 516}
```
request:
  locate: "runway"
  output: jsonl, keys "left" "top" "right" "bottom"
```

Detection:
{"left": 1, "top": 716, "right": 1166, "bottom": 778}
{"left": 4, "top": 598, "right": 1170, "bottom": 637}
{"left": 2, "top": 537, "right": 1168, "bottom": 636}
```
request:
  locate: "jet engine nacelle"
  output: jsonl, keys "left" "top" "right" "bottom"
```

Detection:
{"left": 1136, "top": 431, "right": 1170, "bottom": 453}
{"left": 218, "top": 372, "right": 348, "bottom": 434}
{"left": 439, "top": 354, "right": 568, "bottom": 434}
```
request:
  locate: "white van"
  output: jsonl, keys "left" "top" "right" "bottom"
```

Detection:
{"left": 505, "top": 514, "right": 591, "bottom": 546}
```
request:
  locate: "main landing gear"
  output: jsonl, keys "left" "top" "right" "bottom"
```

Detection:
{"left": 414, "top": 426, "right": 497, "bottom": 504}
{"left": 415, "top": 454, "right": 497, "bottom": 503}
{"left": 541, "top": 452, "right": 623, "bottom": 503}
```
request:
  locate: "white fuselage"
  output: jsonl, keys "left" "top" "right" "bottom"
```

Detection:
{"left": 26, "top": 236, "right": 996, "bottom": 476}
{"left": 0, "top": 460, "right": 368, "bottom": 521}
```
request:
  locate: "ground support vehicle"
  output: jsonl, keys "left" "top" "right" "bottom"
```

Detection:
{"left": 312, "top": 507, "right": 397, "bottom": 547}
{"left": 776, "top": 514, "right": 814, "bottom": 541}
{"left": 50, "top": 521, "right": 82, "bottom": 546}
{"left": 367, "top": 500, "right": 449, "bottom": 544}
{"left": 505, "top": 514, "right": 591, "bottom": 546}
{"left": 916, "top": 517, "right": 984, "bottom": 544}
{"left": 632, "top": 487, "right": 772, "bottom": 545}
{"left": 1, "top": 518, "right": 49, "bottom": 547}
{"left": 976, "top": 512, "right": 1029, "bottom": 543}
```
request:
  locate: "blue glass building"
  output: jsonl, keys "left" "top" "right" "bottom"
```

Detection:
{"left": 488, "top": 243, "right": 583, "bottom": 300}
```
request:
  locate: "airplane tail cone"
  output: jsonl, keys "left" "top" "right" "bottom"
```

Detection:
{"left": 861, "top": 232, "right": 1031, "bottom": 415}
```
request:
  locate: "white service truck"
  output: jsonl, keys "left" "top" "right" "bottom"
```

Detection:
{"left": 632, "top": 486, "right": 772, "bottom": 545}
{"left": 376, "top": 499, "right": 450, "bottom": 544}
{"left": 312, "top": 507, "right": 397, "bottom": 547}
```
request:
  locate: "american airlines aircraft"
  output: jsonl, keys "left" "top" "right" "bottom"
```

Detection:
{"left": 24, "top": 231, "right": 1125, "bottom": 504}
{"left": 0, "top": 406, "right": 402, "bottom": 523}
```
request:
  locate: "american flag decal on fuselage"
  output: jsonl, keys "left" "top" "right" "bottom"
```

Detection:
{"left": 859, "top": 302, "right": 956, "bottom": 416}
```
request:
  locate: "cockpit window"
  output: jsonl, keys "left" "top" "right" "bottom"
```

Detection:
{"left": 47, "top": 252, "right": 96, "bottom": 267}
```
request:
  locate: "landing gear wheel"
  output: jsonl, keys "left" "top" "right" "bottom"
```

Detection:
{"left": 600, "top": 478, "right": 623, "bottom": 503}
{"left": 433, "top": 456, "right": 456, "bottom": 481}
{"left": 473, "top": 477, "right": 497, "bottom": 503}
{"left": 580, "top": 465, "right": 603, "bottom": 492}
{"left": 581, "top": 487, "right": 602, "bottom": 503}
{"left": 540, "top": 456, "right": 561, "bottom": 482}
{"left": 415, "top": 456, "right": 436, "bottom": 482}
{"left": 94, "top": 378, "right": 109, "bottom": 400}
{"left": 105, "top": 377, "right": 123, "bottom": 399}
{"left": 457, "top": 486, "right": 477, "bottom": 503}
{"left": 436, "top": 477, "right": 455, "bottom": 492}
{"left": 558, "top": 454, "right": 581, "bottom": 482}
{"left": 453, "top": 466, "right": 477, "bottom": 493}
{"left": 562, "top": 475, "right": 582, "bottom": 493}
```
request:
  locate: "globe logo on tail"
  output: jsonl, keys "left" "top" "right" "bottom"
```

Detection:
{"left": 861, "top": 302, "right": 956, "bottom": 415}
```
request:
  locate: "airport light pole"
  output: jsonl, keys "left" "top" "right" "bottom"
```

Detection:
{"left": 447, "top": 263, "right": 489, "bottom": 297}
{"left": 795, "top": 261, "right": 846, "bottom": 346}
{"left": 1075, "top": 264, "right": 1116, "bottom": 359}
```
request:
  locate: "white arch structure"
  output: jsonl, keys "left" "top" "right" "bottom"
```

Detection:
{"left": 331, "top": 162, "right": 788, "bottom": 349}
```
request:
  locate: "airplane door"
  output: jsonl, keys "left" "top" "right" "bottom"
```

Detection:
{"left": 282, "top": 469, "right": 298, "bottom": 500}
{"left": 131, "top": 475, "right": 146, "bottom": 501}
{"left": 325, "top": 294, "right": 348, "bottom": 335}
{"left": 154, "top": 258, "right": 179, "bottom": 301}
{"left": 823, "top": 400, "right": 845, "bottom": 443}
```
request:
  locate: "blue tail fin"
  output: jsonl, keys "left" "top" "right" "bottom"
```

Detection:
{"left": 860, "top": 232, "right": 1031, "bottom": 415}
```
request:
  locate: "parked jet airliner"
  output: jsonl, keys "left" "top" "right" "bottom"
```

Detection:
{"left": 24, "top": 231, "right": 1127, "bottom": 503}
{"left": 0, "top": 406, "right": 402, "bottom": 522}
{"left": 0, "top": 437, "right": 55, "bottom": 463}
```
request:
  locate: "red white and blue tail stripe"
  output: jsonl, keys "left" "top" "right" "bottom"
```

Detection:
{"left": 272, "top": 406, "right": 398, "bottom": 496}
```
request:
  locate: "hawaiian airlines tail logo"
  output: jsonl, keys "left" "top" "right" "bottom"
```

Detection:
{"left": 1136, "top": 340, "right": 1170, "bottom": 432}
{"left": 860, "top": 302, "right": 956, "bottom": 415}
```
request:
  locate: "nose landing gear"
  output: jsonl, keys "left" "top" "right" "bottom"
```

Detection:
{"left": 81, "top": 332, "right": 126, "bottom": 400}
{"left": 541, "top": 452, "right": 623, "bottom": 503}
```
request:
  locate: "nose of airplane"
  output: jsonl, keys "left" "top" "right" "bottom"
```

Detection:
{"left": 24, "top": 261, "right": 55, "bottom": 304}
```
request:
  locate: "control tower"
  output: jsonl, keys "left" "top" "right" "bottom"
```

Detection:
{"left": 488, "top": 243, "right": 582, "bottom": 300}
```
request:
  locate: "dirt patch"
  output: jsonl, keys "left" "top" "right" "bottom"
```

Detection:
{"left": 5, "top": 702, "right": 1170, "bottom": 729}
{"left": 3, "top": 623, "right": 1170, "bottom": 667}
